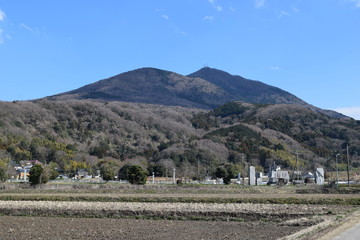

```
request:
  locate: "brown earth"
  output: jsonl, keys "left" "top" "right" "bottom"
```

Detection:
{"left": 0, "top": 216, "right": 305, "bottom": 240}
{"left": 0, "top": 200, "right": 353, "bottom": 240}
{"left": 0, "top": 184, "right": 359, "bottom": 239}
{"left": 0, "top": 200, "right": 352, "bottom": 221}
{"left": 3, "top": 192, "right": 360, "bottom": 200}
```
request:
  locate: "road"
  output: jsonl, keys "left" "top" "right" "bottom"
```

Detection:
{"left": 331, "top": 221, "right": 360, "bottom": 240}
{"left": 316, "top": 211, "right": 360, "bottom": 240}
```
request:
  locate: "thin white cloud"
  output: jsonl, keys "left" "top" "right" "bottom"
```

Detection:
{"left": 19, "top": 23, "right": 39, "bottom": 35}
{"left": 292, "top": 7, "right": 300, "bottom": 13}
{"left": 278, "top": 10, "right": 290, "bottom": 18}
{"left": 0, "top": 28, "right": 4, "bottom": 44}
{"left": 176, "top": 30, "right": 187, "bottom": 36}
{"left": 229, "top": 6, "right": 236, "bottom": 12}
{"left": 203, "top": 16, "right": 214, "bottom": 21}
{"left": 159, "top": 12, "right": 186, "bottom": 37}
{"left": 0, "top": 9, "right": 6, "bottom": 21}
{"left": 334, "top": 107, "right": 360, "bottom": 120}
{"left": 268, "top": 66, "right": 280, "bottom": 70}
{"left": 350, "top": 0, "right": 360, "bottom": 8}
{"left": 0, "top": 10, "right": 6, "bottom": 44}
{"left": 255, "top": 0, "right": 266, "bottom": 8}
{"left": 208, "top": 0, "right": 223, "bottom": 12}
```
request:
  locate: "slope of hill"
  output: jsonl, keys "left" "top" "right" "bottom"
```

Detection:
{"left": 51, "top": 67, "right": 327, "bottom": 111}
{"left": 49, "top": 67, "right": 347, "bottom": 119}
{"left": 51, "top": 68, "right": 232, "bottom": 109}
{"left": 187, "top": 67, "right": 306, "bottom": 105}
{"left": 0, "top": 100, "right": 359, "bottom": 179}
{"left": 188, "top": 67, "right": 346, "bottom": 119}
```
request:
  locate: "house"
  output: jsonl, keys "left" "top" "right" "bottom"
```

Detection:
{"left": 9, "top": 160, "right": 41, "bottom": 181}
{"left": 75, "top": 169, "right": 89, "bottom": 179}
{"left": 268, "top": 170, "right": 290, "bottom": 185}
{"left": 303, "top": 172, "right": 315, "bottom": 184}
{"left": 17, "top": 168, "right": 30, "bottom": 180}
{"left": 19, "top": 160, "right": 42, "bottom": 168}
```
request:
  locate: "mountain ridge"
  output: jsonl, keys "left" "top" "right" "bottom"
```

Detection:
{"left": 51, "top": 67, "right": 232, "bottom": 109}
{"left": 49, "top": 67, "right": 346, "bottom": 118}
{"left": 187, "top": 67, "right": 307, "bottom": 105}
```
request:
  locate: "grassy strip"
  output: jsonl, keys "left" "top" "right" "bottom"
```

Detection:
{"left": 3, "top": 183, "right": 360, "bottom": 195}
{"left": 0, "top": 195, "right": 360, "bottom": 205}
{"left": 0, "top": 211, "right": 248, "bottom": 222}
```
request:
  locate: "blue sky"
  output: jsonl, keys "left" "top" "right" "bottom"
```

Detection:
{"left": 0, "top": 0, "right": 359, "bottom": 119}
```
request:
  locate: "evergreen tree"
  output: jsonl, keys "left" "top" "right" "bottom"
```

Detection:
{"left": 100, "top": 164, "right": 116, "bottom": 182}
{"left": 128, "top": 165, "right": 148, "bottom": 185}
{"left": 0, "top": 167, "right": 7, "bottom": 182}
{"left": 215, "top": 163, "right": 238, "bottom": 184}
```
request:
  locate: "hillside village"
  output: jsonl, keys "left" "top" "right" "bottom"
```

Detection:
{"left": 7, "top": 156, "right": 359, "bottom": 189}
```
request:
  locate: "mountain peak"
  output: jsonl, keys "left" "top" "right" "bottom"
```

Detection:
{"left": 188, "top": 67, "right": 306, "bottom": 106}
{"left": 51, "top": 67, "right": 306, "bottom": 109}
{"left": 51, "top": 67, "right": 231, "bottom": 109}
{"left": 192, "top": 67, "right": 237, "bottom": 78}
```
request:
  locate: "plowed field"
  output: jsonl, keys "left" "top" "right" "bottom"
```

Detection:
{"left": 0, "top": 216, "right": 305, "bottom": 240}
{"left": 0, "top": 184, "right": 359, "bottom": 239}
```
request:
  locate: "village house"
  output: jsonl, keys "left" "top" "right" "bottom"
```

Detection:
{"left": 268, "top": 170, "right": 290, "bottom": 185}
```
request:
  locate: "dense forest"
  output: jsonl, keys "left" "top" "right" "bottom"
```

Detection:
{"left": 0, "top": 99, "right": 359, "bottom": 180}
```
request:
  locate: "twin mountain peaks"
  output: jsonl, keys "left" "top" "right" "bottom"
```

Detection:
{"left": 50, "top": 67, "right": 342, "bottom": 118}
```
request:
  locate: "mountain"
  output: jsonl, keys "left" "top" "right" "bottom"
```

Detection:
{"left": 50, "top": 67, "right": 317, "bottom": 110}
{"left": 187, "top": 67, "right": 307, "bottom": 105}
{"left": 51, "top": 67, "right": 232, "bottom": 109}
{"left": 0, "top": 100, "right": 359, "bottom": 179}
{"left": 1, "top": 67, "right": 357, "bottom": 180}
{"left": 188, "top": 67, "right": 346, "bottom": 119}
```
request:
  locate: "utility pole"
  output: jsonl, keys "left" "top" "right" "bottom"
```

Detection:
{"left": 197, "top": 160, "right": 200, "bottom": 180}
{"left": 336, "top": 154, "right": 340, "bottom": 189}
{"left": 165, "top": 160, "right": 168, "bottom": 182}
{"left": 173, "top": 168, "right": 176, "bottom": 184}
{"left": 292, "top": 150, "right": 300, "bottom": 183}
{"left": 347, "top": 145, "right": 350, "bottom": 187}
{"left": 241, "top": 154, "right": 246, "bottom": 185}
{"left": 295, "top": 150, "right": 299, "bottom": 174}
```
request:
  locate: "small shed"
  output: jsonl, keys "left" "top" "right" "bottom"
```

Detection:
{"left": 303, "top": 172, "right": 315, "bottom": 184}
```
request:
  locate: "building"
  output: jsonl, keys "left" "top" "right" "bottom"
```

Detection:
{"left": 268, "top": 170, "right": 290, "bottom": 185}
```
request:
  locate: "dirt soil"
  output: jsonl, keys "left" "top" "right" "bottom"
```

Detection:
{"left": 0, "top": 216, "right": 306, "bottom": 240}
{"left": 1, "top": 185, "right": 359, "bottom": 239}
{"left": 0, "top": 200, "right": 351, "bottom": 221}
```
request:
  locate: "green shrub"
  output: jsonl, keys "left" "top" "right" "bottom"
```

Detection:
{"left": 215, "top": 163, "right": 238, "bottom": 184}
{"left": 128, "top": 165, "right": 148, "bottom": 185}
{"left": 0, "top": 167, "right": 7, "bottom": 182}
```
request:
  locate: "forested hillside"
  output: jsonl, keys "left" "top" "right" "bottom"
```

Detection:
{"left": 0, "top": 100, "right": 359, "bottom": 179}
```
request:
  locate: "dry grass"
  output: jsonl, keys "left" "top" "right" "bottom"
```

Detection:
{"left": 0, "top": 184, "right": 359, "bottom": 239}
{"left": 1, "top": 184, "right": 360, "bottom": 205}
{"left": 0, "top": 200, "right": 352, "bottom": 222}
